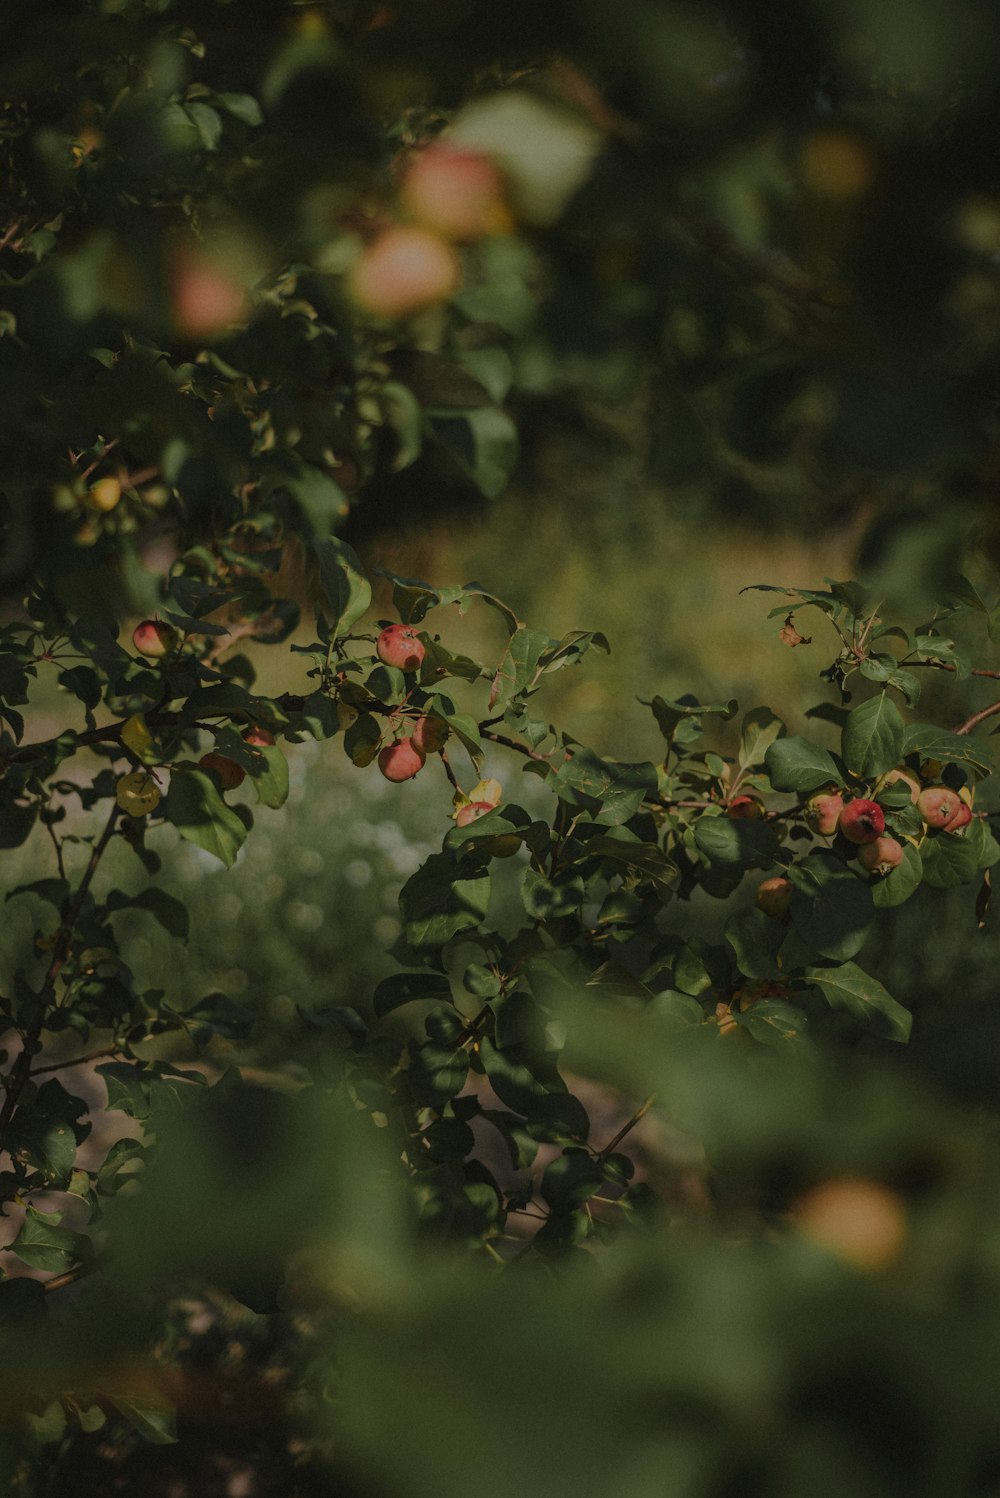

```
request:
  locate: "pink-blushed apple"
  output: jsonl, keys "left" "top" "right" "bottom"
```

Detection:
{"left": 791, "top": 1176, "right": 906, "bottom": 1272}
{"left": 411, "top": 715, "right": 448, "bottom": 754}
{"left": 378, "top": 740, "right": 426, "bottom": 782}
{"left": 726, "top": 795, "right": 764, "bottom": 820}
{"left": 804, "top": 790, "right": 844, "bottom": 835}
{"left": 737, "top": 980, "right": 789, "bottom": 1011}
{"left": 838, "top": 799, "right": 885, "bottom": 845}
{"left": 170, "top": 247, "right": 250, "bottom": 339}
{"left": 455, "top": 800, "right": 494, "bottom": 827}
{"left": 198, "top": 753, "right": 245, "bottom": 791}
{"left": 917, "top": 785, "right": 962, "bottom": 830}
{"left": 401, "top": 144, "right": 511, "bottom": 241}
{"left": 376, "top": 624, "right": 426, "bottom": 673}
{"left": 132, "top": 619, "right": 178, "bottom": 658}
{"left": 756, "top": 876, "right": 792, "bottom": 920}
{"left": 348, "top": 225, "right": 460, "bottom": 318}
{"left": 943, "top": 801, "right": 973, "bottom": 833}
{"left": 858, "top": 835, "right": 904, "bottom": 876}
{"left": 242, "top": 725, "right": 276, "bottom": 748}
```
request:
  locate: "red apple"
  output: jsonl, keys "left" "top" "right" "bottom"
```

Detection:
{"left": 726, "top": 795, "right": 763, "bottom": 820}
{"left": 917, "top": 785, "right": 962, "bottom": 829}
{"left": 376, "top": 624, "right": 426, "bottom": 673}
{"left": 198, "top": 753, "right": 245, "bottom": 791}
{"left": 170, "top": 248, "right": 249, "bottom": 339}
{"left": 838, "top": 799, "right": 885, "bottom": 845}
{"left": 132, "top": 619, "right": 178, "bottom": 659}
{"left": 804, "top": 790, "right": 844, "bottom": 835}
{"left": 756, "top": 876, "right": 792, "bottom": 920}
{"left": 858, "top": 835, "right": 904, "bottom": 876}
{"left": 401, "top": 144, "right": 510, "bottom": 241}
{"left": 348, "top": 226, "right": 460, "bottom": 318}
{"left": 378, "top": 740, "right": 426, "bottom": 782}
{"left": 411, "top": 715, "right": 449, "bottom": 754}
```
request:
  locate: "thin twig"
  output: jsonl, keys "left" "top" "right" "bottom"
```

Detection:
{"left": 480, "top": 729, "right": 549, "bottom": 763}
{"left": 596, "top": 1095, "right": 655, "bottom": 1161}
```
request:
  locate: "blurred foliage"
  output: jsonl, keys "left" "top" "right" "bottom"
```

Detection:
{"left": 6, "top": 0, "right": 1000, "bottom": 1494}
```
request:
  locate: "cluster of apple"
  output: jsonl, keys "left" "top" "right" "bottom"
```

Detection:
{"left": 752, "top": 768, "right": 974, "bottom": 920}
{"left": 119, "top": 619, "right": 276, "bottom": 813}
{"left": 347, "top": 141, "right": 510, "bottom": 319}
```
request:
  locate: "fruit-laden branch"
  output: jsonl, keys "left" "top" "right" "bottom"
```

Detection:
{"left": 0, "top": 802, "right": 120, "bottom": 1145}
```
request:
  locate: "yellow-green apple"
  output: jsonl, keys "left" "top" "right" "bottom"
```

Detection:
{"left": 115, "top": 770, "right": 162, "bottom": 817}
{"left": 858, "top": 835, "right": 904, "bottom": 875}
{"left": 401, "top": 144, "right": 510, "bottom": 241}
{"left": 378, "top": 740, "right": 426, "bottom": 782}
{"left": 132, "top": 619, "right": 178, "bottom": 658}
{"left": 198, "top": 753, "right": 245, "bottom": 791}
{"left": 804, "top": 789, "right": 844, "bottom": 834}
{"left": 917, "top": 785, "right": 962, "bottom": 829}
{"left": 756, "top": 876, "right": 792, "bottom": 920}
{"left": 376, "top": 624, "right": 425, "bottom": 672}
{"left": 411, "top": 715, "right": 448, "bottom": 754}
{"left": 88, "top": 476, "right": 122, "bottom": 512}
{"left": 348, "top": 226, "right": 460, "bottom": 318}
{"left": 838, "top": 799, "right": 885, "bottom": 844}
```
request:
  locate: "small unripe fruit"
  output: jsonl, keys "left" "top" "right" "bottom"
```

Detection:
{"left": 242, "top": 725, "right": 275, "bottom": 748}
{"left": 198, "top": 753, "right": 245, "bottom": 791}
{"left": 376, "top": 625, "right": 426, "bottom": 673}
{"left": 378, "top": 740, "right": 426, "bottom": 782}
{"left": 401, "top": 144, "right": 510, "bottom": 241}
{"left": 917, "top": 786, "right": 961, "bottom": 829}
{"left": 858, "top": 835, "right": 904, "bottom": 876}
{"left": 88, "top": 476, "right": 122, "bottom": 512}
{"left": 882, "top": 768, "right": 920, "bottom": 804}
{"left": 726, "top": 795, "right": 763, "bottom": 820}
{"left": 943, "top": 801, "right": 973, "bottom": 833}
{"left": 838, "top": 799, "right": 885, "bottom": 845}
{"left": 115, "top": 770, "right": 162, "bottom": 817}
{"left": 411, "top": 715, "right": 449, "bottom": 755}
{"left": 756, "top": 876, "right": 792, "bottom": 920}
{"left": 804, "top": 791, "right": 844, "bottom": 835}
{"left": 348, "top": 226, "right": 460, "bottom": 318}
{"left": 132, "top": 619, "right": 178, "bottom": 659}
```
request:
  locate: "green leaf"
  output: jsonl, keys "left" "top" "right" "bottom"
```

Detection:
{"left": 478, "top": 1037, "right": 589, "bottom": 1142}
{"left": 694, "top": 815, "right": 783, "bottom": 871}
{"left": 521, "top": 868, "right": 586, "bottom": 920}
{"left": 163, "top": 769, "right": 248, "bottom": 869}
{"left": 215, "top": 91, "right": 264, "bottom": 126}
{"left": 918, "top": 830, "right": 981, "bottom": 888}
{"left": 107, "top": 1395, "right": 177, "bottom": 1446}
{"left": 313, "top": 537, "right": 372, "bottom": 638}
{"left": 249, "top": 744, "right": 289, "bottom": 809}
{"left": 871, "top": 842, "right": 923, "bottom": 907}
{"left": 428, "top": 407, "right": 519, "bottom": 498}
{"left": 841, "top": 694, "right": 905, "bottom": 779}
{"left": 739, "top": 707, "right": 785, "bottom": 769}
{"left": 764, "top": 737, "right": 840, "bottom": 794}
{"left": 105, "top": 887, "right": 190, "bottom": 940}
{"left": 738, "top": 999, "right": 809, "bottom": 1045}
{"left": 399, "top": 854, "right": 492, "bottom": 950}
{"left": 550, "top": 749, "right": 657, "bottom": 826}
{"left": 10, "top": 1205, "right": 92, "bottom": 1273}
{"left": 804, "top": 961, "right": 912, "bottom": 1042}
{"left": 788, "top": 852, "right": 874, "bottom": 962}
{"left": 725, "top": 908, "right": 784, "bottom": 979}
{"left": 902, "top": 724, "right": 994, "bottom": 774}
{"left": 488, "top": 626, "right": 552, "bottom": 710}
{"left": 373, "top": 971, "right": 452, "bottom": 1018}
